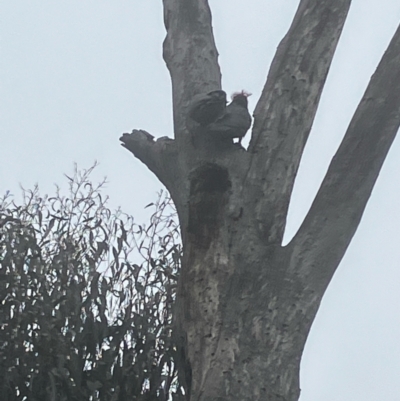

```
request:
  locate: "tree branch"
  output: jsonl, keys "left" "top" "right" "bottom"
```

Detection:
{"left": 162, "top": 0, "right": 221, "bottom": 138}
{"left": 246, "top": 0, "right": 351, "bottom": 243}
{"left": 290, "top": 23, "right": 400, "bottom": 294}
{"left": 120, "top": 130, "right": 179, "bottom": 190}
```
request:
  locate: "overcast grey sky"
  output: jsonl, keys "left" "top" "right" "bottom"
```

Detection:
{"left": 1, "top": 1, "right": 400, "bottom": 399}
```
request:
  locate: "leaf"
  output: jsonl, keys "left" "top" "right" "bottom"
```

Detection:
{"left": 42, "top": 218, "right": 55, "bottom": 240}
{"left": 116, "top": 238, "right": 123, "bottom": 255}
{"left": 89, "top": 230, "right": 94, "bottom": 248}
{"left": 38, "top": 210, "right": 43, "bottom": 227}
{"left": 120, "top": 221, "right": 127, "bottom": 243}
{"left": 112, "top": 246, "right": 119, "bottom": 262}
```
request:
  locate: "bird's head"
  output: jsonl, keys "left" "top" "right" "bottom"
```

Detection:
{"left": 231, "top": 90, "right": 251, "bottom": 107}
{"left": 208, "top": 90, "right": 227, "bottom": 103}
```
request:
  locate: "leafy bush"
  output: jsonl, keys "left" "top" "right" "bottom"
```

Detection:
{"left": 0, "top": 165, "right": 184, "bottom": 401}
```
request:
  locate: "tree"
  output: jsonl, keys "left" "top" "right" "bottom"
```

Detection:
{"left": 0, "top": 166, "right": 184, "bottom": 400}
{"left": 120, "top": 1, "right": 400, "bottom": 401}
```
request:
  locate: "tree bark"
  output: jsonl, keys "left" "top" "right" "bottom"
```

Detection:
{"left": 289, "top": 22, "right": 400, "bottom": 295}
{"left": 121, "top": 1, "right": 400, "bottom": 400}
{"left": 162, "top": 0, "right": 222, "bottom": 138}
{"left": 248, "top": 0, "right": 352, "bottom": 244}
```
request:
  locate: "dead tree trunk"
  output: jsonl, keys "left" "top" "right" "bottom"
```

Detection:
{"left": 120, "top": 1, "right": 400, "bottom": 400}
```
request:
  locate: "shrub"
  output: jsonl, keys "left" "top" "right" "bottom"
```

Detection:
{"left": 0, "top": 165, "right": 184, "bottom": 401}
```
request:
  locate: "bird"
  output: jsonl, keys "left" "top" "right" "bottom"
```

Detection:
{"left": 206, "top": 91, "right": 252, "bottom": 144}
{"left": 187, "top": 90, "right": 227, "bottom": 126}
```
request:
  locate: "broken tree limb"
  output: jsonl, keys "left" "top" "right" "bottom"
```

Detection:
{"left": 120, "top": 130, "right": 180, "bottom": 190}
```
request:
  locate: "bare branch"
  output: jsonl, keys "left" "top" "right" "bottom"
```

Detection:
{"left": 290, "top": 23, "right": 400, "bottom": 293}
{"left": 162, "top": 0, "right": 221, "bottom": 138}
{"left": 246, "top": 0, "right": 351, "bottom": 243}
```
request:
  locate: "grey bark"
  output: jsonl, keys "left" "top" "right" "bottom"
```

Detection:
{"left": 120, "top": 1, "right": 400, "bottom": 400}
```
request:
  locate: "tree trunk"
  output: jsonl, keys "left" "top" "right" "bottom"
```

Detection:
{"left": 120, "top": 1, "right": 400, "bottom": 400}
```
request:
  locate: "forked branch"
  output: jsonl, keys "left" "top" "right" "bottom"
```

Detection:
{"left": 291, "top": 23, "right": 400, "bottom": 291}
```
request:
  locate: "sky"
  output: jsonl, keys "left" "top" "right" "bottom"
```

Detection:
{"left": 1, "top": 1, "right": 400, "bottom": 399}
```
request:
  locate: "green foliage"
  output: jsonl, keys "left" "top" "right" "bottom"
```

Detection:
{"left": 0, "top": 165, "right": 184, "bottom": 401}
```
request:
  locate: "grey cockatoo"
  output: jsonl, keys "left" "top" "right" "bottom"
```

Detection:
{"left": 206, "top": 91, "right": 252, "bottom": 144}
{"left": 188, "top": 90, "right": 227, "bottom": 126}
